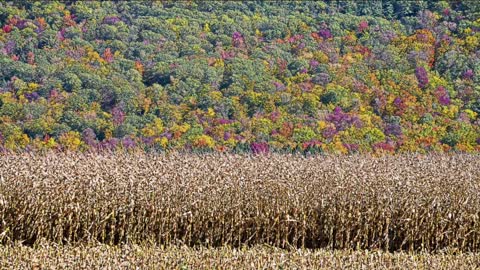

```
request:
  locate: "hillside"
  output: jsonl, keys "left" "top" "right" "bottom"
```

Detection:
{"left": 0, "top": 1, "right": 479, "bottom": 153}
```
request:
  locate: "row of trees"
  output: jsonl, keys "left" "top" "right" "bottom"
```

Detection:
{"left": 0, "top": 1, "right": 479, "bottom": 153}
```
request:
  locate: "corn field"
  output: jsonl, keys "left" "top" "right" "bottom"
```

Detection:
{"left": 1, "top": 153, "right": 479, "bottom": 251}
{"left": 1, "top": 243, "right": 479, "bottom": 269}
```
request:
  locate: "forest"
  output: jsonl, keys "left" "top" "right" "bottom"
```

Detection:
{"left": 0, "top": 1, "right": 479, "bottom": 154}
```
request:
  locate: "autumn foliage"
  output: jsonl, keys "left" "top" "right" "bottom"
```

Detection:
{"left": 0, "top": 1, "right": 479, "bottom": 154}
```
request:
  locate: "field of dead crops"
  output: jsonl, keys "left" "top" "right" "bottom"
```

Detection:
{"left": 0, "top": 152, "right": 479, "bottom": 268}
{"left": 1, "top": 244, "right": 480, "bottom": 269}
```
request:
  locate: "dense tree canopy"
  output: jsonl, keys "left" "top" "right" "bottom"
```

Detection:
{"left": 0, "top": 1, "right": 479, "bottom": 154}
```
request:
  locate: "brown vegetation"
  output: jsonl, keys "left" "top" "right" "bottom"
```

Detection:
{"left": 0, "top": 153, "right": 479, "bottom": 252}
{"left": 2, "top": 244, "right": 480, "bottom": 270}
